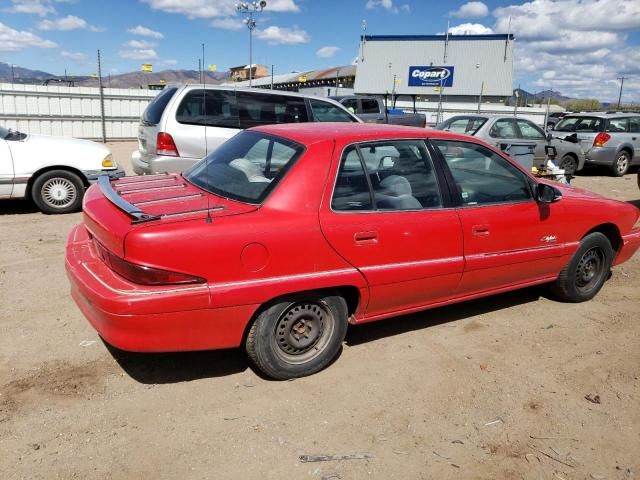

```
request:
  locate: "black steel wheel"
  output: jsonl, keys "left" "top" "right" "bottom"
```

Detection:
{"left": 611, "top": 151, "right": 630, "bottom": 177}
{"left": 246, "top": 292, "right": 348, "bottom": 379}
{"left": 550, "top": 232, "right": 613, "bottom": 302}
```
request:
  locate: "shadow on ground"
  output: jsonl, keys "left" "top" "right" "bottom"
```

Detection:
{"left": 0, "top": 199, "right": 40, "bottom": 215}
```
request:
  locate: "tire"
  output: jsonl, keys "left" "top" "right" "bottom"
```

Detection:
{"left": 558, "top": 154, "right": 578, "bottom": 176}
{"left": 611, "top": 151, "right": 630, "bottom": 177}
{"left": 32, "top": 170, "right": 85, "bottom": 214}
{"left": 550, "top": 232, "right": 613, "bottom": 303}
{"left": 246, "top": 292, "right": 348, "bottom": 380}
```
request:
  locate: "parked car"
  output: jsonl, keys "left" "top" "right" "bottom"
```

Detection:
{"left": 436, "top": 114, "right": 585, "bottom": 175}
{"left": 331, "top": 95, "right": 426, "bottom": 128}
{"left": 66, "top": 123, "right": 640, "bottom": 379}
{"left": 545, "top": 111, "right": 567, "bottom": 130}
{"left": 551, "top": 112, "right": 640, "bottom": 176}
{"left": 132, "top": 85, "right": 361, "bottom": 175}
{"left": 0, "top": 126, "right": 123, "bottom": 214}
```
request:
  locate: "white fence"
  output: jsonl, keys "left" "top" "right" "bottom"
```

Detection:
{"left": 0, "top": 83, "right": 157, "bottom": 140}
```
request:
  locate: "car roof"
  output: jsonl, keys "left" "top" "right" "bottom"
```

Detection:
{"left": 170, "top": 84, "right": 344, "bottom": 102}
{"left": 252, "top": 123, "right": 472, "bottom": 146}
{"left": 563, "top": 112, "right": 640, "bottom": 119}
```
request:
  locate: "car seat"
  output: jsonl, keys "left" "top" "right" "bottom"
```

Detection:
{"left": 376, "top": 175, "right": 422, "bottom": 209}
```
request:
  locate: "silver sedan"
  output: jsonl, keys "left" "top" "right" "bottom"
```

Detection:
{"left": 436, "top": 115, "right": 585, "bottom": 175}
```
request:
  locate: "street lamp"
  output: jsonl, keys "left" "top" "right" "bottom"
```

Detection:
{"left": 236, "top": 1, "right": 266, "bottom": 87}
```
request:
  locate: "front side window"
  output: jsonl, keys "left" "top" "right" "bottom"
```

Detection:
{"left": 489, "top": 119, "right": 518, "bottom": 138}
{"left": 517, "top": 119, "right": 545, "bottom": 139}
{"left": 432, "top": 140, "right": 532, "bottom": 206}
{"left": 332, "top": 140, "right": 442, "bottom": 211}
{"left": 309, "top": 99, "right": 358, "bottom": 122}
{"left": 341, "top": 99, "right": 358, "bottom": 113}
{"left": 184, "top": 131, "right": 304, "bottom": 204}
{"left": 360, "top": 99, "right": 380, "bottom": 114}
{"left": 176, "top": 89, "right": 239, "bottom": 128}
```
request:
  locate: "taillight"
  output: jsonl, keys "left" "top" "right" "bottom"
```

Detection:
{"left": 593, "top": 132, "right": 611, "bottom": 147}
{"left": 94, "top": 241, "right": 204, "bottom": 286}
{"left": 156, "top": 132, "right": 179, "bottom": 157}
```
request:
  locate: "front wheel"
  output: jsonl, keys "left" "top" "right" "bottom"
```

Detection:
{"left": 245, "top": 292, "right": 348, "bottom": 379}
{"left": 550, "top": 232, "right": 613, "bottom": 302}
{"left": 32, "top": 170, "right": 85, "bottom": 214}
{"left": 558, "top": 154, "right": 578, "bottom": 176}
{"left": 611, "top": 151, "right": 630, "bottom": 177}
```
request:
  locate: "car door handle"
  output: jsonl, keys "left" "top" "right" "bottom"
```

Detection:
{"left": 472, "top": 225, "right": 490, "bottom": 237}
{"left": 632, "top": 137, "right": 637, "bottom": 141}
{"left": 354, "top": 231, "right": 378, "bottom": 244}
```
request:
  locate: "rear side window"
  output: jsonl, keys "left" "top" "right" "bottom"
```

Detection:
{"left": 176, "top": 89, "right": 239, "bottom": 128}
{"left": 606, "top": 118, "right": 629, "bottom": 133}
{"left": 629, "top": 118, "right": 640, "bottom": 133}
{"left": 439, "top": 117, "right": 486, "bottom": 135}
{"left": 555, "top": 116, "right": 604, "bottom": 132}
{"left": 361, "top": 99, "right": 380, "bottom": 114}
{"left": 237, "top": 92, "right": 309, "bottom": 129}
{"left": 309, "top": 99, "right": 357, "bottom": 122}
{"left": 142, "top": 87, "right": 177, "bottom": 125}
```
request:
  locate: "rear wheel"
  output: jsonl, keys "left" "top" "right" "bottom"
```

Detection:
{"left": 550, "top": 232, "right": 613, "bottom": 302}
{"left": 611, "top": 151, "right": 630, "bottom": 177}
{"left": 558, "top": 154, "right": 578, "bottom": 176}
{"left": 245, "top": 292, "right": 348, "bottom": 380}
{"left": 32, "top": 170, "right": 85, "bottom": 214}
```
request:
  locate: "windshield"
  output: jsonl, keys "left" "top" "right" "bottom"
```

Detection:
{"left": 184, "top": 131, "right": 305, "bottom": 204}
{"left": 554, "top": 116, "right": 604, "bottom": 133}
{"left": 437, "top": 117, "right": 487, "bottom": 136}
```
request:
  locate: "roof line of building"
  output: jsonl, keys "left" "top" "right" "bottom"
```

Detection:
{"left": 363, "top": 34, "right": 515, "bottom": 41}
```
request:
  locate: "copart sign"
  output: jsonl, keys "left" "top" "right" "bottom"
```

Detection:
{"left": 408, "top": 66, "right": 454, "bottom": 87}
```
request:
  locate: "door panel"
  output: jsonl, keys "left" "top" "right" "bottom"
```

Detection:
{"left": 0, "top": 139, "right": 14, "bottom": 197}
{"left": 319, "top": 140, "right": 464, "bottom": 319}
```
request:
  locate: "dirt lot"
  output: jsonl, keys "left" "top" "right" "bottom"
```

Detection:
{"left": 1, "top": 141, "right": 639, "bottom": 480}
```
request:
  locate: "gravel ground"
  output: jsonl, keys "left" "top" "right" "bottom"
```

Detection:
{"left": 1, "top": 140, "right": 639, "bottom": 480}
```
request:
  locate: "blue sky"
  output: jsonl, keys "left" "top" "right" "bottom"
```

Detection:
{"left": 1, "top": 0, "right": 639, "bottom": 102}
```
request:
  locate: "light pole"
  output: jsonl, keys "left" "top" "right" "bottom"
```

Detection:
{"left": 236, "top": 1, "right": 266, "bottom": 87}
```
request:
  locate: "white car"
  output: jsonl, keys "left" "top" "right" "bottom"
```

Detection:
{"left": 0, "top": 127, "right": 124, "bottom": 214}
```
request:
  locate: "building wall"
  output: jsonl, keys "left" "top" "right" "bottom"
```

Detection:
{"left": 355, "top": 35, "right": 514, "bottom": 98}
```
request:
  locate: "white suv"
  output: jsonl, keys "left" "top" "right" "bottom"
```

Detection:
{"left": 132, "top": 85, "right": 361, "bottom": 175}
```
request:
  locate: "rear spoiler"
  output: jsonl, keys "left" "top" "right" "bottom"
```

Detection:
{"left": 98, "top": 175, "right": 161, "bottom": 224}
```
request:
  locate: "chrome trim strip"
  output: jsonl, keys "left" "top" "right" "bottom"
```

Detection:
{"left": 116, "top": 176, "right": 177, "bottom": 187}
{"left": 133, "top": 193, "right": 204, "bottom": 206}
{"left": 361, "top": 256, "right": 462, "bottom": 271}
{"left": 161, "top": 207, "right": 224, "bottom": 218}
{"left": 208, "top": 268, "right": 356, "bottom": 290}
{"left": 118, "top": 184, "right": 186, "bottom": 195}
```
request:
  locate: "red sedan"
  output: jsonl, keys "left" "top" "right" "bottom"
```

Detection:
{"left": 66, "top": 124, "right": 640, "bottom": 379}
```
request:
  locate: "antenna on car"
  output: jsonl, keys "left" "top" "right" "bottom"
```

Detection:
{"left": 202, "top": 42, "right": 212, "bottom": 224}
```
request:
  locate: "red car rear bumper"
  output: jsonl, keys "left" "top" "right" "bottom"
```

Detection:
{"left": 614, "top": 229, "right": 640, "bottom": 266}
{"left": 65, "top": 224, "right": 257, "bottom": 352}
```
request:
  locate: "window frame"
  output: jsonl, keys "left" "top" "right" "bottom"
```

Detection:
{"left": 427, "top": 138, "right": 537, "bottom": 209}
{"left": 307, "top": 98, "right": 360, "bottom": 123}
{"left": 329, "top": 138, "right": 453, "bottom": 214}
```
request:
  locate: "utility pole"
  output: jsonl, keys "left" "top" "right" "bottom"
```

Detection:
{"left": 237, "top": 1, "right": 267, "bottom": 87}
{"left": 11, "top": 64, "right": 15, "bottom": 84}
{"left": 617, "top": 77, "right": 626, "bottom": 110}
{"left": 97, "top": 49, "right": 106, "bottom": 144}
{"left": 477, "top": 81, "right": 484, "bottom": 113}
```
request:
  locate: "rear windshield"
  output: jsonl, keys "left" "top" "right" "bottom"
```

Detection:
{"left": 184, "top": 131, "right": 305, "bottom": 204}
{"left": 437, "top": 116, "right": 487, "bottom": 135}
{"left": 142, "top": 87, "right": 177, "bottom": 126}
{"left": 554, "top": 116, "right": 604, "bottom": 133}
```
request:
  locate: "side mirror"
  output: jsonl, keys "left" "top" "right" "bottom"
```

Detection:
{"left": 537, "top": 183, "right": 562, "bottom": 204}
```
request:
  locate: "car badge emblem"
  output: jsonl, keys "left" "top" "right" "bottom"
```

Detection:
{"left": 541, "top": 235, "right": 557, "bottom": 243}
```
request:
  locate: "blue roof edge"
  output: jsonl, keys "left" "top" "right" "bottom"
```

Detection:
{"left": 363, "top": 34, "right": 515, "bottom": 41}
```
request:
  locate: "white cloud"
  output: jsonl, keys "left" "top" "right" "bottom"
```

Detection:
{"left": 210, "top": 18, "right": 244, "bottom": 30}
{"left": 316, "top": 46, "right": 340, "bottom": 58}
{"left": 4, "top": 0, "right": 55, "bottom": 17}
{"left": 60, "top": 50, "right": 87, "bottom": 61}
{"left": 0, "top": 21, "right": 57, "bottom": 51}
{"left": 127, "top": 25, "right": 164, "bottom": 38}
{"left": 141, "top": 0, "right": 299, "bottom": 19}
{"left": 451, "top": 1, "right": 489, "bottom": 18}
{"left": 255, "top": 25, "right": 309, "bottom": 44}
{"left": 447, "top": 22, "right": 493, "bottom": 35}
{"left": 365, "top": 0, "right": 409, "bottom": 14}
{"left": 38, "top": 15, "right": 102, "bottom": 31}
{"left": 162, "top": 59, "right": 177, "bottom": 65}
{"left": 119, "top": 48, "right": 158, "bottom": 60}
{"left": 125, "top": 39, "right": 157, "bottom": 48}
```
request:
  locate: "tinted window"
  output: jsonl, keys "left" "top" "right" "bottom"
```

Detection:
{"left": 309, "top": 99, "right": 357, "bottom": 122}
{"left": 438, "top": 117, "right": 487, "bottom": 135}
{"left": 606, "top": 118, "right": 629, "bottom": 133}
{"left": 361, "top": 99, "right": 380, "bottom": 114}
{"left": 489, "top": 119, "right": 518, "bottom": 138}
{"left": 517, "top": 119, "right": 545, "bottom": 139}
{"left": 341, "top": 99, "right": 358, "bottom": 113}
{"left": 184, "top": 131, "right": 304, "bottom": 204}
{"left": 555, "top": 116, "right": 604, "bottom": 132}
{"left": 332, "top": 146, "right": 373, "bottom": 211}
{"left": 176, "top": 89, "right": 239, "bottom": 128}
{"left": 237, "top": 92, "right": 308, "bottom": 129}
{"left": 629, "top": 117, "right": 640, "bottom": 133}
{"left": 432, "top": 140, "right": 532, "bottom": 206}
{"left": 142, "top": 87, "right": 177, "bottom": 125}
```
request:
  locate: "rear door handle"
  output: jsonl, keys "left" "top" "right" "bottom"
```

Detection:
{"left": 354, "top": 231, "right": 378, "bottom": 244}
{"left": 472, "top": 225, "right": 490, "bottom": 237}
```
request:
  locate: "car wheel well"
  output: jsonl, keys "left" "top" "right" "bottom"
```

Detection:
{"left": 584, "top": 223, "right": 621, "bottom": 252}
{"left": 27, "top": 166, "right": 89, "bottom": 197}
{"left": 241, "top": 286, "right": 361, "bottom": 345}
{"left": 618, "top": 147, "right": 633, "bottom": 159}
